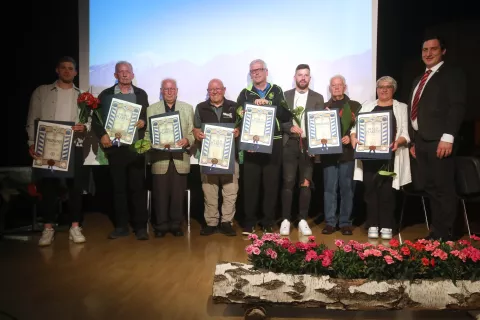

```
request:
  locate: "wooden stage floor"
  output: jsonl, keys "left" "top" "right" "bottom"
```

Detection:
{"left": 0, "top": 213, "right": 477, "bottom": 320}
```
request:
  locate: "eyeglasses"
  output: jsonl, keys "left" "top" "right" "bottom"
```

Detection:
{"left": 377, "top": 85, "right": 394, "bottom": 90}
{"left": 162, "top": 88, "right": 177, "bottom": 92}
{"left": 207, "top": 87, "right": 225, "bottom": 93}
{"left": 249, "top": 68, "right": 266, "bottom": 74}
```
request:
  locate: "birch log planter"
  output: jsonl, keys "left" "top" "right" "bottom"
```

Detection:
{"left": 212, "top": 262, "right": 480, "bottom": 311}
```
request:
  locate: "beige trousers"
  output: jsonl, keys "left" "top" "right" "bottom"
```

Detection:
{"left": 201, "top": 162, "right": 239, "bottom": 226}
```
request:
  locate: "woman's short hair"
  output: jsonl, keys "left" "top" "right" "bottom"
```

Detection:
{"left": 376, "top": 76, "right": 397, "bottom": 92}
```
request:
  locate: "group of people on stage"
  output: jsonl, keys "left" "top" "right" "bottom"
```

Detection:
{"left": 26, "top": 35, "right": 466, "bottom": 246}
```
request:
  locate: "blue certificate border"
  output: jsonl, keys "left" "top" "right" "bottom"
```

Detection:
{"left": 354, "top": 110, "right": 393, "bottom": 160}
{"left": 148, "top": 111, "right": 184, "bottom": 152}
{"left": 306, "top": 109, "right": 343, "bottom": 155}
{"left": 199, "top": 124, "right": 233, "bottom": 172}
{"left": 239, "top": 103, "right": 276, "bottom": 154}
{"left": 104, "top": 98, "right": 141, "bottom": 145}
{"left": 200, "top": 123, "right": 235, "bottom": 174}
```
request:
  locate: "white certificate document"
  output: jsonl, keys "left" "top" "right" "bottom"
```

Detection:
{"left": 104, "top": 98, "right": 142, "bottom": 144}
{"left": 33, "top": 121, "right": 74, "bottom": 172}
{"left": 240, "top": 104, "right": 275, "bottom": 146}
{"left": 199, "top": 124, "right": 233, "bottom": 170}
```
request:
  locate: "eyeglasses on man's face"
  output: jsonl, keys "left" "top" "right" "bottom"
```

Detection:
{"left": 377, "top": 85, "right": 394, "bottom": 90}
{"left": 162, "top": 88, "right": 177, "bottom": 92}
{"left": 207, "top": 87, "right": 225, "bottom": 93}
{"left": 250, "top": 68, "right": 266, "bottom": 74}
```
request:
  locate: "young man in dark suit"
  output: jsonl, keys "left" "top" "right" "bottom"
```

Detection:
{"left": 409, "top": 36, "right": 466, "bottom": 241}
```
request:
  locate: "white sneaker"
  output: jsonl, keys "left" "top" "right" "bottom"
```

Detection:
{"left": 368, "top": 227, "right": 379, "bottom": 239}
{"left": 280, "top": 219, "right": 290, "bottom": 236}
{"left": 69, "top": 226, "right": 86, "bottom": 243}
{"left": 380, "top": 228, "right": 393, "bottom": 240}
{"left": 298, "top": 219, "right": 312, "bottom": 236}
{"left": 39, "top": 228, "right": 55, "bottom": 246}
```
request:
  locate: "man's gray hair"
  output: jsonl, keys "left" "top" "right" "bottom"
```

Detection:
{"left": 115, "top": 61, "right": 133, "bottom": 72}
{"left": 161, "top": 78, "right": 178, "bottom": 88}
{"left": 329, "top": 74, "right": 346, "bottom": 85}
{"left": 376, "top": 76, "right": 397, "bottom": 92}
{"left": 249, "top": 59, "right": 267, "bottom": 70}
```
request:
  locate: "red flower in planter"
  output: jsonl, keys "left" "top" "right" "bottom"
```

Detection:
{"left": 421, "top": 257, "right": 430, "bottom": 266}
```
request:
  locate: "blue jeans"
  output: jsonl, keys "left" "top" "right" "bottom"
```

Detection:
{"left": 323, "top": 161, "right": 355, "bottom": 228}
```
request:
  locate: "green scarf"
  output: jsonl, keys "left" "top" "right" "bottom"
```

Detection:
{"left": 340, "top": 102, "right": 352, "bottom": 136}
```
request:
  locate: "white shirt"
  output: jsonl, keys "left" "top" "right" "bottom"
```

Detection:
{"left": 294, "top": 90, "right": 308, "bottom": 138}
{"left": 410, "top": 61, "right": 453, "bottom": 143}
{"left": 55, "top": 87, "right": 75, "bottom": 121}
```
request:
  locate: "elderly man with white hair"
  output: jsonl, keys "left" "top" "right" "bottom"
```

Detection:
{"left": 350, "top": 76, "right": 411, "bottom": 240}
{"left": 321, "top": 75, "right": 361, "bottom": 236}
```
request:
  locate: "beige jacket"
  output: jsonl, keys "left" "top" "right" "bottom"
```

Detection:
{"left": 26, "top": 81, "right": 81, "bottom": 146}
{"left": 145, "top": 100, "right": 195, "bottom": 174}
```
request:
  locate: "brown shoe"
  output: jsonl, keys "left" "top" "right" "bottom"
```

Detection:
{"left": 341, "top": 226, "right": 353, "bottom": 236}
{"left": 322, "top": 225, "right": 336, "bottom": 235}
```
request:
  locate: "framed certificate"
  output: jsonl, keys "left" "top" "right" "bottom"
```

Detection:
{"left": 306, "top": 109, "right": 342, "bottom": 155}
{"left": 239, "top": 103, "right": 276, "bottom": 154}
{"left": 354, "top": 110, "right": 393, "bottom": 160}
{"left": 149, "top": 111, "right": 184, "bottom": 152}
{"left": 104, "top": 98, "right": 142, "bottom": 145}
{"left": 32, "top": 120, "right": 75, "bottom": 177}
{"left": 199, "top": 123, "right": 235, "bottom": 174}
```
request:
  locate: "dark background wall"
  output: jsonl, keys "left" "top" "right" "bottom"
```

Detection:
{"left": 7, "top": 0, "right": 480, "bottom": 168}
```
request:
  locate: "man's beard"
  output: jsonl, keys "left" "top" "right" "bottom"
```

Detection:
{"left": 296, "top": 81, "right": 309, "bottom": 90}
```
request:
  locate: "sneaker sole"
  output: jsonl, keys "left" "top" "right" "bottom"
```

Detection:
{"left": 381, "top": 235, "right": 393, "bottom": 240}
{"left": 368, "top": 234, "right": 379, "bottom": 239}
{"left": 38, "top": 240, "right": 54, "bottom": 247}
{"left": 69, "top": 236, "right": 86, "bottom": 243}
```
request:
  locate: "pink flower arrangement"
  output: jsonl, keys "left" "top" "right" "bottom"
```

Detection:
{"left": 246, "top": 234, "right": 480, "bottom": 281}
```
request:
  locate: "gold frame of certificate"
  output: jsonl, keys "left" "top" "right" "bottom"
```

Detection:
{"left": 33, "top": 120, "right": 74, "bottom": 172}
{"left": 239, "top": 103, "right": 276, "bottom": 154}
{"left": 306, "top": 109, "right": 342, "bottom": 154}
{"left": 104, "top": 98, "right": 142, "bottom": 145}
{"left": 148, "top": 111, "right": 184, "bottom": 152}
{"left": 199, "top": 124, "right": 234, "bottom": 174}
{"left": 354, "top": 110, "right": 393, "bottom": 160}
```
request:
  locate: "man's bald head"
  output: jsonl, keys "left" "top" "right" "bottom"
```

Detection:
{"left": 207, "top": 78, "right": 226, "bottom": 106}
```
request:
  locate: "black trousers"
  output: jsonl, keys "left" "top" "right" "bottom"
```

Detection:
{"left": 106, "top": 147, "right": 147, "bottom": 231}
{"left": 152, "top": 160, "right": 187, "bottom": 231}
{"left": 243, "top": 139, "right": 282, "bottom": 228}
{"left": 281, "top": 138, "right": 313, "bottom": 220}
{"left": 415, "top": 137, "right": 457, "bottom": 238}
{"left": 38, "top": 147, "right": 86, "bottom": 224}
{"left": 363, "top": 160, "right": 396, "bottom": 229}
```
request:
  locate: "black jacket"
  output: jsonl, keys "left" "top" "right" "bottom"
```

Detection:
{"left": 322, "top": 95, "right": 361, "bottom": 164}
{"left": 236, "top": 83, "right": 292, "bottom": 138}
{"left": 407, "top": 63, "right": 466, "bottom": 142}
{"left": 92, "top": 84, "right": 149, "bottom": 140}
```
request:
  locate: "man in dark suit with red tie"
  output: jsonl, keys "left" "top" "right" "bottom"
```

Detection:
{"left": 409, "top": 36, "right": 466, "bottom": 241}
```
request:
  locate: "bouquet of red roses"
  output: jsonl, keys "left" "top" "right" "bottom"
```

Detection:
{"left": 77, "top": 92, "right": 102, "bottom": 125}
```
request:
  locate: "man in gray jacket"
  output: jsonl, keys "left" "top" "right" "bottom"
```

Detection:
{"left": 280, "top": 64, "right": 324, "bottom": 236}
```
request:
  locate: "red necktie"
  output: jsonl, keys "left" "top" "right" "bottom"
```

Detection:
{"left": 410, "top": 69, "right": 432, "bottom": 121}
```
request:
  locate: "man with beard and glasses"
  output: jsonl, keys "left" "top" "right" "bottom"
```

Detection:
{"left": 279, "top": 64, "right": 324, "bottom": 236}
{"left": 92, "top": 61, "right": 149, "bottom": 241}
{"left": 26, "top": 56, "right": 87, "bottom": 246}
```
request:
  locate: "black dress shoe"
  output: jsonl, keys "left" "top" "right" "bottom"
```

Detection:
{"left": 171, "top": 229, "right": 184, "bottom": 237}
{"left": 322, "top": 225, "right": 336, "bottom": 235}
{"left": 341, "top": 226, "right": 353, "bottom": 236}
{"left": 108, "top": 227, "right": 130, "bottom": 239}
{"left": 154, "top": 230, "right": 167, "bottom": 238}
{"left": 219, "top": 222, "right": 236, "bottom": 236}
{"left": 135, "top": 229, "right": 149, "bottom": 240}
{"left": 200, "top": 225, "right": 217, "bottom": 236}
